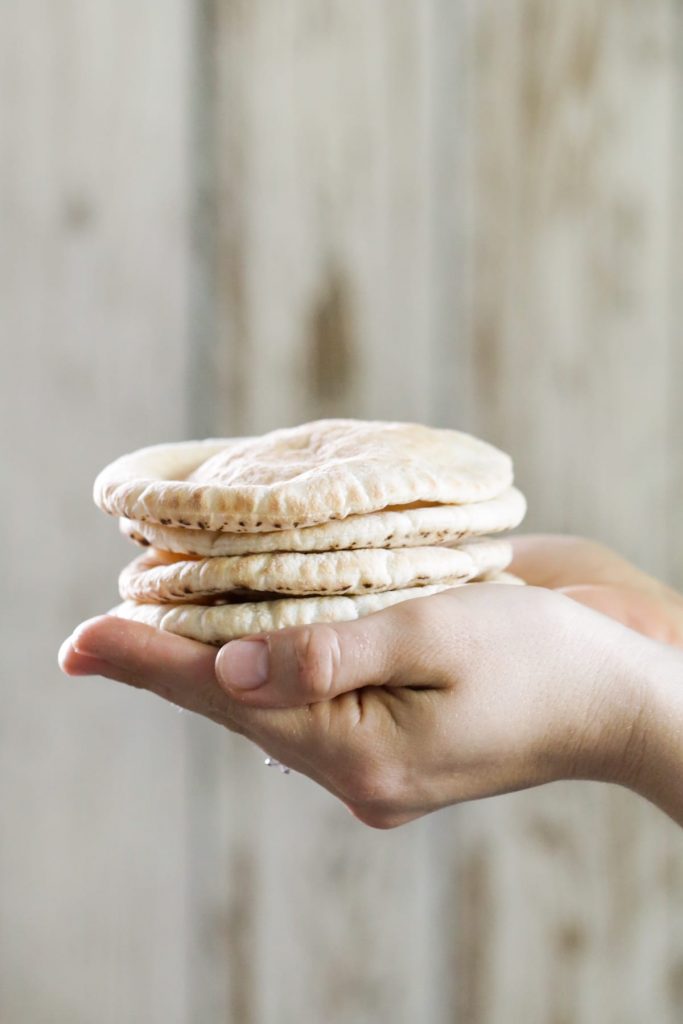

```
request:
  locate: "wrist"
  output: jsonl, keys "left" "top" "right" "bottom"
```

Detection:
{"left": 560, "top": 630, "right": 679, "bottom": 791}
{"left": 621, "top": 644, "right": 683, "bottom": 819}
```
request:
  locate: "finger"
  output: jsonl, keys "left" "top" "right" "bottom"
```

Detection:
{"left": 509, "top": 535, "right": 600, "bottom": 587}
{"left": 215, "top": 590, "right": 463, "bottom": 708}
{"left": 561, "top": 584, "right": 683, "bottom": 649}
{"left": 62, "top": 616, "right": 249, "bottom": 727}
{"left": 60, "top": 616, "right": 404, "bottom": 816}
{"left": 69, "top": 615, "right": 217, "bottom": 690}
{"left": 59, "top": 615, "right": 332, "bottom": 753}
{"left": 58, "top": 638, "right": 116, "bottom": 678}
{"left": 510, "top": 534, "right": 665, "bottom": 594}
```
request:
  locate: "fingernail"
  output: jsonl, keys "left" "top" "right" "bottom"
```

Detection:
{"left": 70, "top": 616, "right": 112, "bottom": 656}
{"left": 217, "top": 639, "right": 269, "bottom": 690}
{"left": 58, "top": 635, "right": 112, "bottom": 677}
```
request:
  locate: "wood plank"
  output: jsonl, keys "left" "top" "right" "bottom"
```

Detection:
{"left": 439, "top": 3, "right": 683, "bottom": 1022}
{"left": 195, "top": 1, "right": 683, "bottom": 1021}
{"left": 458, "top": 0, "right": 678, "bottom": 578}
{"left": 203, "top": 0, "right": 449, "bottom": 436}
{"left": 0, "top": 2, "right": 192, "bottom": 1021}
{"left": 193, "top": 3, "right": 462, "bottom": 1021}
{"left": 673, "top": 0, "right": 683, "bottom": 595}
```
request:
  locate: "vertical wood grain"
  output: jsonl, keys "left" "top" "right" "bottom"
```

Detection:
{"left": 198, "top": 2, "right": 683, "bottom": 1023}
{"left": 673, "top": 0, "right": 683, "bottom": 595}
{"left": 190, "top": 3, "right": 463, "bottom": 1022}
{"left": 440, "top": 3, "right": 683, "bottom": 1023}
{"left": 4, "top": 1, "right": 681, "bottom": 1022}
{"left": 0, "top": 2, "right": 192, "bottom": 1021}
{"left": 203, "top": 0, "right": 446, "bottom": 436}
{"left": 148, "top": 2, "right": 683, "bottom": 1019}
{"left": 458, "top": 0, "right": 679, "bottom": 579}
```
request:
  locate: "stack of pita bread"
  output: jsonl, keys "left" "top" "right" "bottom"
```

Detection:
{"left": 94, "top": 420, "right": 526, "bottom": 645}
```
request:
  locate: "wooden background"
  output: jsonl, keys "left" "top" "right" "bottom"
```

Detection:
{"left": 1, "top": 2, "right": 682, "bottom": 1022}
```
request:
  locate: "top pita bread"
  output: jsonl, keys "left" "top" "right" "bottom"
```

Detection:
{"left": 94, "top": 419, "right": 513, "bottom": 532}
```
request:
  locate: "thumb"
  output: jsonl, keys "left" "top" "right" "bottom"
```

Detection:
{"left": 214, "top": 593, "right": 455, "bottom": 708}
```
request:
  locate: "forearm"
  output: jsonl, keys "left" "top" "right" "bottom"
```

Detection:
{"left": 625, "top": 645, "right": 683, "bottom": 825}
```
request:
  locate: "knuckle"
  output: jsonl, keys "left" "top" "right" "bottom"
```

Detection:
{"left": 291, "top": 624, "right": 342, "bottom": 699}
{"left": 395, "top": 592, "right": 439, "bottom": 633}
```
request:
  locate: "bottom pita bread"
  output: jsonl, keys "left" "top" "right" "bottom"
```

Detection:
{"left": 111, "top": 572, "right": 524, "bottom": 646}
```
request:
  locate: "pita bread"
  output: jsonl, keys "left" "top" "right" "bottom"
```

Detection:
{"left": 112, "top": 572, "right": 520, "bottom": 646}
{"left": 120, "top": 486, "right": 526, "bottom": 556}
{"left": 118, "top": 539, "right": 512, "bottom": 604}
{"left": 94, "top": 420, "right": 513, "bottom": 532}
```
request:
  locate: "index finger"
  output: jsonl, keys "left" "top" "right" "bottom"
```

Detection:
{"left": 59, "top": 615, "right": 365, "bottom": 790}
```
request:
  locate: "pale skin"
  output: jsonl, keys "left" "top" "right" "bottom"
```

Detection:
{"left": 59, "top": 535, "right": 683, "bottom": 829}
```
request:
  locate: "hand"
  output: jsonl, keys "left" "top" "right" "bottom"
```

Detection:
{"left": 60, "top": 560, "right": 680, "bottom": 828}
{"left": 510, "top": 535, "right": 683, "bottom": 648}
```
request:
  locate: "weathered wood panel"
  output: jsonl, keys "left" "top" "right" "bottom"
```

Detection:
{"left": 203, "top": 0, "right": 444, "bottom": 436}
{"left": 196, "top": 1, "right": 683, "bottom": 1023}
{"left": 440, "top": 3, "right": 683, "bottom": 1023}
{"left": 0, "top": 2, "right": 192, "bottom": 1021}
{"left": 459, "top": 0, "right": 679, "bottom": 581}
{"left": 190, "top": 4, "right": 455, "bottom": 1021}
{"left": 3, "top": 1, "right": 681, "bottom": 1022}
{"left": 672, "top": 0, "right": 683, "bottom": 596}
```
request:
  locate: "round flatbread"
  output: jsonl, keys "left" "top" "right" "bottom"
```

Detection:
{"left": 112, "top": 571, "right": 523, "bottom": 645}
{"left": 112, "top": 572, "right": 517, "bottom": 646}
{"left": 118, "top": 539, "right": 512, "bottom": 604}
{"left": 94, "top": 419, "right": 513, "bottom": 532}
{"left": 112, "top": 585, "right": 455, "bottom": 644}
{"left": 120, "top": 486, "right": 526, "bottom": 556}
